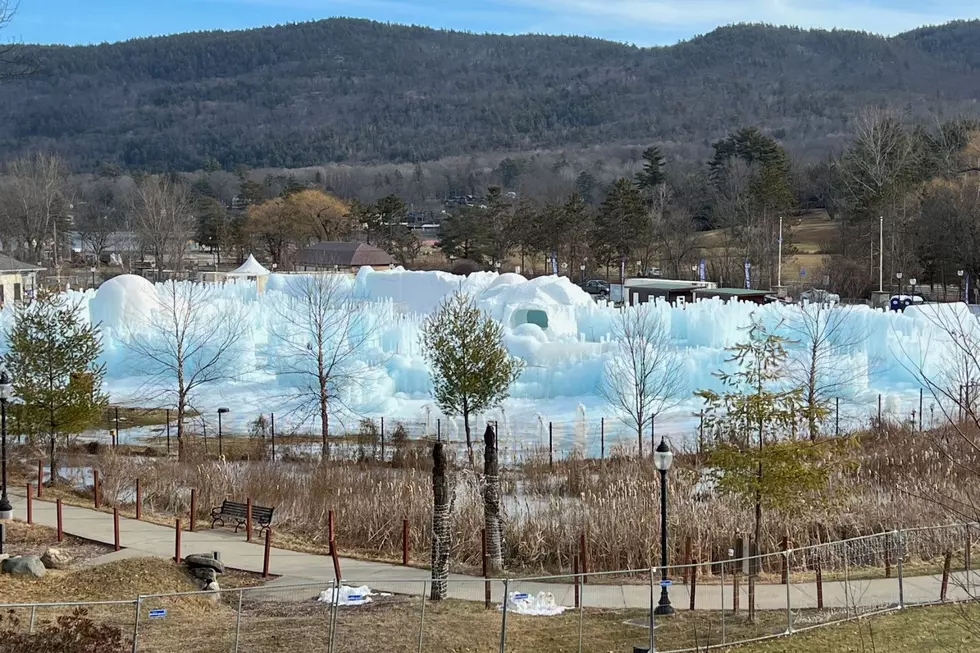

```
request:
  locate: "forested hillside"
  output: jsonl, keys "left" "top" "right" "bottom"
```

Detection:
{"left": 4, "top": 18, "right": 980, "bottom": 171}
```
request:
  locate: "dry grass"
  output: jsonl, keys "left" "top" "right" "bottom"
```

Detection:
{"left": 5, "top": 421, "right": 978, "bottom": 579}
{"left": 0, "top": 556, "right": 264, "bottom": 605}
{"left": 0, "top": 521, "right": 111, "bottom": 565}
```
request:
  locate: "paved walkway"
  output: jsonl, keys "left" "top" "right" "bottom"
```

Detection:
{"left": 4, "top": 494, "right": 975, "bottom": 610}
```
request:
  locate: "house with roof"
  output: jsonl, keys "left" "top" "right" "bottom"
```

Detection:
{"left": 296, "top": 242, "right": 393, "bottom": 273}
{"left": 0, "top": 254, "right": 43, "bottom": 308}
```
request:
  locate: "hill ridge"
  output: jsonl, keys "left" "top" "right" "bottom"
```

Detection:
{"left": 3, "top": 18, "right": 980, "bottom": 171}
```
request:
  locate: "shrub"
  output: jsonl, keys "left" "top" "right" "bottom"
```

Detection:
{"left": 0, "top": 609, "right": 128, "bottom": 653}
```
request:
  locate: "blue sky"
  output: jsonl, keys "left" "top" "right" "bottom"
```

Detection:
{"left": 9, "top": 0, "right": 980, "bottom": 46}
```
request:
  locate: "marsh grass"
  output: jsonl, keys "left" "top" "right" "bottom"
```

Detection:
{"left": 6, "top": 422, "right": 979, "bottom": 575}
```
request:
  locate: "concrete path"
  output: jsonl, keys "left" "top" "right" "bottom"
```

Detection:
{"left": 4, "top": 494, "right": 975, "bottom": 610}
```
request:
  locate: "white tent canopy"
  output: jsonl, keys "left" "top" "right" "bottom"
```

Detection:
{"left": 226, "top": 254, "right": 271, "bottom": 277}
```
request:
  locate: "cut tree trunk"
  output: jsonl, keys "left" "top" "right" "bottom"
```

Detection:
{"left": 483, "top": 424, "right": 503, "bottom": 572}
{"left": 431, "top": 441, "right": 450, "bottom": 600}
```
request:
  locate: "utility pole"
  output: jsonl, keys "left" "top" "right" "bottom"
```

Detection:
{"left": 777, "top": 216, "right": 783, "bottom": 287}
{"left": 878, "top": 216, "right": 884, "bottom": 293}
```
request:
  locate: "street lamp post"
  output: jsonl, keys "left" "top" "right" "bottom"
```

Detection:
{"left": 895, "top": 272, "right": 903, "bottom": 295}
{"left": 653, "top": 436, "right": 674, "bottom": 615}
{"left": 959, "top": 270, "right": 965, "bottom": 303}
{"left": 90, "top": 267, "right": 97, "bottom": 289}
{"left": 0, "top": 370, "right": 13, "bottom": 520}
{"left": 910, "top": 277, "right": 917, "bottom": 298}
{"left": 217, "top": 408, "right": 230, "bottom": 458}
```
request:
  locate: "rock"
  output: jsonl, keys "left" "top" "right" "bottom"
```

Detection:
{"left": 1, "top": 555, "right": 46, "bottom": 578}
{"left": 190, "top": 567, "right": 217, "bottom": 583}
{"left": 203, "top": 580, "right": 221, "bottom": 601}
{"left": 183, "top": 554, "right": 225, "bottom": 574}
{"left": 41, "top": 547, "right": 73, "bottom": 570}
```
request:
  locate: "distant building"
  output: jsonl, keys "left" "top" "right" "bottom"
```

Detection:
{"left": 623, "top": 278, "right": 717, "bottom": 305}
{"left": 692, "top": 288, "right": 778, "bottom": 305}
{"left": 0, "top": 254, "right": 43, "bottom": 308}
{"left": 296, "top": 242, "right": 393, "bottom": 273}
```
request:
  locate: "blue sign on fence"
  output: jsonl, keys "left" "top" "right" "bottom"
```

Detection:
{"left": 148, "top": 609, "right": 167, "bottom": 619}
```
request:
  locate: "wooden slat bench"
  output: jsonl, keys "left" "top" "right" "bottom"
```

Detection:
{"left": 210, "top": 499, "right": 274, "bottom": 535}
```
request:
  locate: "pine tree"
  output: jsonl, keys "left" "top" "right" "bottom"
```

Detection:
{"left": 2, "top": 291, "right": 108, "bottom": 481}
{"left": 592, "top": 178, "right": 647, "bottom": 276}
{"left": 420, "top": 292, "right": 524, "bottom": 459}
{"left": 635, "top": 146, "right": 666, "bottom": 191}
{"left": 696, "top": 319, "right": 836, "bottom": 550}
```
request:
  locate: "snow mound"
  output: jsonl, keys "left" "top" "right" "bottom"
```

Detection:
{"left": 90, "top": 274, "right": 158, "bottom": 332}
{"left": 499, "top": 591, "right": 567, "bottom": 616}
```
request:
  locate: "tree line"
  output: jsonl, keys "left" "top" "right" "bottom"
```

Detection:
{"left": 2, "top": 18, "right": 980, "bottom": 171}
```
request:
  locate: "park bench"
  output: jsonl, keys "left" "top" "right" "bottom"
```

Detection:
{"left": 210, "top": 499, "right": 275, "bottom": 535}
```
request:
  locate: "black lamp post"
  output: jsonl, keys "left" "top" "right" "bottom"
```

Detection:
{"left": 217, "top": 408, "right": 229, "bottom": 458}
{"left": 0, "top": 369, "right": 13, "bottom": 520}
{"left": 653, "top": 436, "right": 674, "bottom": 615}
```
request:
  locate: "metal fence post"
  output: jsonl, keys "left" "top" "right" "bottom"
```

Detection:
{"left": 577, "top": 569, "right": 585, "bottom": 653}
{"left": 648, "top": 567, "right": 656, "bottom": 653}
{"left": 784, "top": 551, "right": 793, "bottom": 633}
{"left": 417, "top": 581, "right": 427, "bottom": 653}
{"left": 131, "top": 596, "right": 141, "bottom": 653}
{"left": 328, "top": 579, "right": 340, "bottom": 653}
{"left": 896, "top": 529, "right": 905, "bottom": 609}
{"left": 843, "top": 540, "right": 852, "bottom": 617}
{"left": 720, "top": 557, "right": 726, "bottom": 646}
{"left": 29, "top": 606, "right": 36, "bottom": 634}
{"left": 499, "top": 578, "right": 509, "bottom": 653}
{"left": 234, "top": 588, "right": 244, "bottom": 653}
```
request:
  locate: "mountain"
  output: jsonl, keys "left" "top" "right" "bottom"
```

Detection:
{"left": 3, "top": 18, "right": 980, "bottom": 171}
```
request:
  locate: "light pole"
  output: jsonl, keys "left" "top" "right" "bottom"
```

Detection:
{"left": 896, "top": 271, "right": 903, "bottom": 295}
{"left": 959, "top": 270, "right": 965, "bottom": 302}
{"left": 0, "top": 369, "right": 13, "bottom": 520}
{"left": 909, "top": 277, "right": 917, "bottom": 298}
{"left": 653, "top": 436, "right": 674, "bottom": 615}
{"left": 90, "top": 267, "right": 97, "bottom": 289}
{"left": 217, "top": 408, "right": 229, "bottom": 458}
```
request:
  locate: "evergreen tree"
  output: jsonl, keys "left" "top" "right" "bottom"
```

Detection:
{"left": 372, "top": 194, "right": 408, "bottom": 249}
{"left": 438, "top": 205, "right": 490, "bottom": 263}
{"left": 635, "top": 146, "right": 666, "bottom": 191}
{"left": 2, "top": 291, "right": 108, "bottom": 481}
{"left": 420, "top": 292, "right": 524, "bottom": 460}
{"left": 194, "top": 196, "right": 229, "bottom": 263}
{"left": 592, "top": 178, "right": 646, "bottom": 277}
{"left": 696, "top": 319, "right": 837, "bottom": 550}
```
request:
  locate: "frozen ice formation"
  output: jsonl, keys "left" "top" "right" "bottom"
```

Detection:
{"left": 0, "top": 267, "right": 973, "bottom": 448}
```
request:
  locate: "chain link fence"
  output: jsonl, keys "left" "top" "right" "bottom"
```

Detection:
{"left": 3, "top": 524, "right": 978, "bottom": 653}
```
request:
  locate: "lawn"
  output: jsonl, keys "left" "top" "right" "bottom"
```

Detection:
{"left": 740, "top": 602, "right": 979, "bottom": 653}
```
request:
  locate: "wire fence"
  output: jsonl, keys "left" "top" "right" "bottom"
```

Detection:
{"left": 51, "top": 388, "right": 955, "bottom": 465}
{"left": 2, "top": 524, "right": 977, "bottom": 653}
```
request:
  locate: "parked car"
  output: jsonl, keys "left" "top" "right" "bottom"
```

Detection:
{"left": 580, "top": 279, "right": 609, "bottom": 296}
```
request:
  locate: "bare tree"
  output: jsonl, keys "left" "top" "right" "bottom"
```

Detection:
{"left": 2, "top": 153, "right": 72, "bottom": 264}
{"left": 785, "top": 302, "right": 874, "bottom": 439}
{"left": 835, "top": 107, "right": 922, "bottom": 278}
{"left": 599, "top": 303, "right": 684, "bottom": 456}
{"left": 131, "top": 176, "right": 193, "bottom": 275}
{"left": 77, "top": 178, "right": 126, "bottom": 265}
{"left": 269, "top": 274, "right": 380, "bottom": 458}
{"left": 649, "top": 188, "right": 700, "bottom": 279}
{"left": 0, "top": 2, "right": 34, "bottom": 79}
{"left": 124, "top": 281, "right": 248, "bottom": 460}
